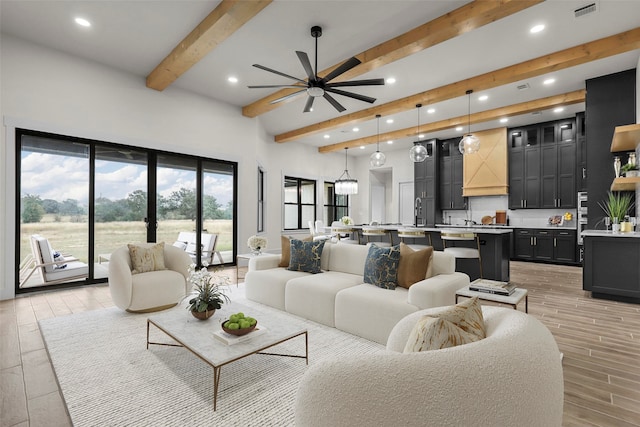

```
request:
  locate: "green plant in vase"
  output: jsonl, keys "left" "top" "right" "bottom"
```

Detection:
{"left": 185, "top": 264, "right": 230, "bottom": 320}
{"left": 598, "top": 192, "right": 634, "bottom": 231}
{"left": 621, "top": 162, "right": 639, "bottom": 177}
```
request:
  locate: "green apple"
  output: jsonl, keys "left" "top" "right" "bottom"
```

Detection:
{"left": 239, "top": 320, "right": 250, "bottom": 329}
{"left": 226, "top": 322, "right": 239, "bottom": 330}
{"left": 236, "top": 312, "right": 245, "bottom": 319}
{"left": 248, "top": 318, "right": 257, "bottom": 326}
{"left": 229, "top": 314, "right": 239, "bottom": 323}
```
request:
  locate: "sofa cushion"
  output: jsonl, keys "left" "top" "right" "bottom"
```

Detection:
{"left": 403, "top": 296, "right": 486, "bottom": 352}
{"left": 363, "top": 244, "right": 401, "bottom": 290}
{"left": 326, "top": 243, "right": 369, "bottom": 275}
{"left": 398, "top": 243, "right": 433, "bottom": 288}
{"left": 279, "top": 235, "right": 313, "bottom": 267}
{"left": 245, "top": 268, "right": 311, "bottom": 311}
{"left": 128, "top": 242, "right": 166, "bottom": 274}
{"left": 288, "top": 239, "right": 326, "bottom": 274}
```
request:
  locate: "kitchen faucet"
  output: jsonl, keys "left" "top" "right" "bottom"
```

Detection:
{"left": 414, "top": 197, "right": 422, "bottom": 227}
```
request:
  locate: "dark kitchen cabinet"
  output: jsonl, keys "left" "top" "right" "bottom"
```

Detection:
{"left": 509, "top": 126, "right": 541, "bottom": 209}
{"left": 439, "top": 138, "right": 466, "bottom": 210}
{"left": 576, "top": 112, "right": 587, "bottom": 191}
{"left": 513, "top": 228, "right": 577, "bottom": 264}
{"left": 413, "top": 139, "right": 441, "bottom": 226}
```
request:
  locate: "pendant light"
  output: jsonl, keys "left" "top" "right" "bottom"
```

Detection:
{"left": 335, "top": 147, "right": 358, "bottom": 195}
{"left": 370, "top": 114, "right": 386, "bottom": 167}
{"left": 459, "top": 89, "right": 480, "bottom": 155}
{"left": 409, "top": 103, "right": 428, "bottom": 162}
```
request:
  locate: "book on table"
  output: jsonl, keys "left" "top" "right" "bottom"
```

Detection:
{"left": 469, "top": 279, "right": 517, "bottom": 296}
{"left": 213, "top": 326, "right": 267, "bottom": 345}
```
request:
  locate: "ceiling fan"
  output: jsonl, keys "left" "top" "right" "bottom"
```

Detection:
{"left": 248, "top": 26, "right": 385, "bottom": 113}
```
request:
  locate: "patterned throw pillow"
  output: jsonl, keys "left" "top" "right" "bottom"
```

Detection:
{"left": 363, "top": 244, "right": 401, "bottom": 290}
{"left": 287, "top": 239, "right": 325, "bottom": 274}
{"left": 403, "top": 297, "right": 486, "bottom": 353}
{"left": 397, "top": 243, "right": 433, "bottom": 288}
{"left": 279, "top": 235, "right": 313, "bottom": 268}
{"left": 128, "top": 242, "right": 166, "bottom": 274}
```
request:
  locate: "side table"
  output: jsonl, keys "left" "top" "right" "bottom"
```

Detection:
{"left": 455, "top": 285, "right": 528, "bottom": 313}
{"left": 236, "top": 252, "right": 270, "bottom": 285}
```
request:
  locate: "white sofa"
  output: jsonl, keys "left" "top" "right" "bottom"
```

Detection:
{"left": 295, "top": 306, "right": 564, "bottom": 427}
{"left": 245, "top": 242, "right": 469, "bottom": 345}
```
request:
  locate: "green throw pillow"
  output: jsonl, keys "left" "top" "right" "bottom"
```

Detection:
{"left": 288, "top": 239, "right": 326, "bottom": 274}
{"left": 363, "top": 244, "right": 401, "bottom": 289}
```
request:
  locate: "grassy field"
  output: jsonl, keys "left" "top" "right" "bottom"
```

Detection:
{"left": 20, "top": 216, "right": 234, "bottom": 264}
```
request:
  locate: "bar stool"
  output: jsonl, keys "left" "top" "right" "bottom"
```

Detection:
{"left": 362, "top": 226, "right": 392, "bottom": 247}
{"left": 398, "top": 227, "right": 432, "bottom": 247}
{"left": 331, "top": 223, "right": 359, "bottom": 244}
{"left": 440, "top": 230, "right": 482, "bottom": 278}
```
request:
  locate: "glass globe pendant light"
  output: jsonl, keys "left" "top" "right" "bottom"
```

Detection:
{"left": 335, "top": 147, "right": 358, "bottom": 195}
{"left": 370, "top": 114, "right": 386, "bottom": 167}
{"left": 459, "top": 89, "right": 480, "bottom": 155}
{"left": 409, "top": 103, "right": 428, "bottom": 162}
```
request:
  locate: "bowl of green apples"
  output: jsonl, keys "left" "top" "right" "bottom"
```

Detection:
{"left": 222, "top": 312, "right": 257, "bottom": 336}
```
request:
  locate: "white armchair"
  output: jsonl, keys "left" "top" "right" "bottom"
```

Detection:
{"left": 108, "top": 243, "right": 192, "bottom": 312}
{"left": 295, "top": 306, "right": 564, "bottom": 427}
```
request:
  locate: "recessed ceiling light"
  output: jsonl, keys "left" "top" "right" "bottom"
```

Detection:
{"left": 455, "top": 126, "right": 463, "bottom": 132}
{"left": 386, "top": 77, "right": 396, "bottom": 84}
{"left": 554, "top": 107, "right": 565, "bottom": 113}
{"left": 353, "top": 127, "right": 359, "bottom": 132}
{"left": 360, "top": 146, "right": 365, "bottom": 149}
{"left": 387, "top": 140, "right": 394, "bottom": 145}
{"left": 543, "top": 78, "right": 556, "bottom": 85}
{"left": 227, "top": 76, "right": 238, "bottom": 83}
{"left": 500, "top": 118, "right": 509, "bottom": 123}
{"left": 530, "top": 24, "right": 545, "bottom": 33}
{"left": 323, "top": 134, "right": 330, "bottom": 139}
{"left": 75, "top": 17, "right": 91, "bottom": 27}
{"left": 386, "top": 119, "right": 394, "bottom": 124}
{"left": 427, "top": 108, "right": 435, "bottom": 114}
{"left": 478, "top": 95, "right": 489, "bottom": 101}
{"left": 419, "top": 134, "right": 425, "bottom": 138}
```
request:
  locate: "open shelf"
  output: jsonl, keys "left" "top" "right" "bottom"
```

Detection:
{"left": 610, "top": 124, "right": 640, "bottom": 152}
{"left": 610, "top": 176, "right": 640, "bottom": 191}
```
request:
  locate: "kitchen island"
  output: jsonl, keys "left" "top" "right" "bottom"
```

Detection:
{"left": 582, "top": 230, "right": 640, "bottom": 303}
{"left": 347, "top": 225, "right": 512, "bottom": 282}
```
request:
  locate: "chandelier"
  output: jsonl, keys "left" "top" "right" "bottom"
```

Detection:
{"left": 335, "top": 147, "right": 358, "bottom": 195}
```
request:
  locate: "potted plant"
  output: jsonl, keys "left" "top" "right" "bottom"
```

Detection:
{"left": 185, "top": 264, "right": 230, "bottom": 320}
{"left": 621, "top": 162, "right": 639, "bottom": 177}
{"left": 599, "top": 191, "right": 634, "bottom": 232}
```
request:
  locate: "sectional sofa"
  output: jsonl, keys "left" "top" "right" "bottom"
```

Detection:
{"left": 245, "top": 241, "right": 470, "bottom": 345}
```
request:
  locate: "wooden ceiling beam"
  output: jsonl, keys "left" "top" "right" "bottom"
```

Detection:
{"left": 146, "top": 0, "right": 272, "bottom": 91}
{"left": 317, "top": 90, "right": 585, "bottom": 153}
{"left": 241, "top": 0, "right": 544, "bottom": 118}
{"left": 279, "top": 27, "right": 640, "bottom": 143}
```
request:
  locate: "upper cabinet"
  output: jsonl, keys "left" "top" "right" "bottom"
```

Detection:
{"left": 610, "top": 123, "right": 640, "bottom": 191}
{"left": 439, "top": 138, "right": 466, "bottom": 210}
{"left": 413, "top": 139, "right": 441, "bottom": 226}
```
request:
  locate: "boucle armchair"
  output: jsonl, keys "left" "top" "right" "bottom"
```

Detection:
{"left": 295, "top": 306, "right": 564, "bottom": 427}
{"left": 108, "top": 243, "right": 192, "bottom": 312}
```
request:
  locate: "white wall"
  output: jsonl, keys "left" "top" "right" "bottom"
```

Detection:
{"left": 0, "top": 35, "right": 347, "bottom": 299}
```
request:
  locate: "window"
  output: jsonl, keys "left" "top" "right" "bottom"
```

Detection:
{"left": 283, "top": 176, "right": 316, "bottom": 230}
{"left": 257, "top": 166, "right": 265, "bottom": 233}
{"left": 324, "top": 182, "right": 349, "bottom": 225}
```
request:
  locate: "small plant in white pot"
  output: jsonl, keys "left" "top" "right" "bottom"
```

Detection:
{"left": 621, "top": 163, "right": 639, "bottom": 177}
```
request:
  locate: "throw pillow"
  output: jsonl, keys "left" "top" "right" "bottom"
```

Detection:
{"left": 363, "top": 244, "right": 401, "bottom": 290}
{"left": 397, "top": 243, "right": 433, "bottom": 288}
{"left": 128, "top": 242, "right": 167, "bottom": 274}
{"left": 172, "top": 241, "right": 188, "bottom": 250}
{"left": 52, "top": 250, "right": 67, "bottom": 270}
{"left": 403, "top": 297, "right": 486, "bottom": 353}
{"left": 287, "top": 239, "right": 326, "bottom": 274}
{"left": 279, "top": 235, "right": 313, "bottom": 268}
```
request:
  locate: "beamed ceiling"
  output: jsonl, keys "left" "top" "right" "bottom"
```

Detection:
{"left": 1, "top": 0, "right": 639, "bottom": 157}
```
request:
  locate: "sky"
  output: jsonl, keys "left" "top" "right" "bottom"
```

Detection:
{"left": 21, "top": 152, "right": 234, "bottom": 206}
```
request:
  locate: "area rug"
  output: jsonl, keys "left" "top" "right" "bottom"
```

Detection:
{"left": 39, "top": 294, "right": 384, "bottom": 426}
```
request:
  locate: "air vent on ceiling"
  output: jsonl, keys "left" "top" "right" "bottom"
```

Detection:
{"left": 531, "top": 111, "right": 543, "bottom": 115}
{"left": 517, "top": 83, "right": 530, "bottom": 91}
{"left": 575, "top": 2, "right": 598, "bottom": 18}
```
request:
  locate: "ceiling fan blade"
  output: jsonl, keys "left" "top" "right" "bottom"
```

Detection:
{"left": 269, "top": 89, "right": 307, "bottom": 104}
{"left": 326, "top": 88, "right": 376, "bottom": 104}
{"left": 253, "top": 64, "right": 307, "bottom": 84}
{"left": 303, "top": 96, "right": 315, "bottom": 113}
{"left": 323, "top": 92, "right": 346, "bottom": 113}
{"left": 326, "top": 78, "right": 385, "bottom": 88}
{"left": 248, "top": 84, "right": 307, "bottom": 89}
{"left": 321, "top": 57, "right": 362, "bottom": 83}
{"left": 296, "top": 51, "right": 316, "bottom": 81}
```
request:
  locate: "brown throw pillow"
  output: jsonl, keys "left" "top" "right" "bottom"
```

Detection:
{"left": 279, "top": 235, "right": 313, "bottom": 267}
{"left": 128, "top": 242, "right": 166, "bottom": 274}
{"left": 397, "top": 243, "right": 433, "bottom": 288}
{"left": 403, "top": 297, "right": 486, "bottom": 352}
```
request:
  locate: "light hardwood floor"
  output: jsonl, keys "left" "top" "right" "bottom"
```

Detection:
{"left": 1, "top": 262, "right": 639, "bottom": 426}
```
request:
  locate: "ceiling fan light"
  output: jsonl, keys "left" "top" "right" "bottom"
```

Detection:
{"left": 307, "top": 87, "right": 324, "bottom": 97}
{"left": 410, "top": 144, "right": 428, "bottom": 162}
{"left": 459, "top": 134, "right": 480, "bottom": 154}
{"left": 370, "top": 151, "right": 386, "bottom": 167}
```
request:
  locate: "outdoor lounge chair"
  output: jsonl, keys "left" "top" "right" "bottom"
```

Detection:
{"left": 19, "top": 234, "right": 89, "bottom": 288}
{"left": 173, "top": 232, "right": 224, "bottom": 265}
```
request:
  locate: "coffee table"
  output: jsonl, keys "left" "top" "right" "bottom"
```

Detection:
{"left": 146, "top": 302, "right": 308, "bottom": 410}
{"left": 456, "top": 282, "right": 528, "bottom": 313}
